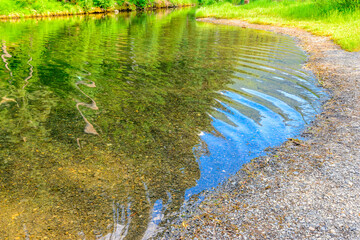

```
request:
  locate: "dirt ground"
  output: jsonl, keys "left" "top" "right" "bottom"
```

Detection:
{"left": 162, "top": 18, "right": 360, "bottom": 239}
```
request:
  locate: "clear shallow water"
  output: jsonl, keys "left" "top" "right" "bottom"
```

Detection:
{"left": 0, "top": 9, "right": 325, "bottom": 239}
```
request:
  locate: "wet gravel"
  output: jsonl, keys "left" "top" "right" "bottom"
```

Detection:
{"left": 161, "top": 18, "right": 360, "bottom": 239}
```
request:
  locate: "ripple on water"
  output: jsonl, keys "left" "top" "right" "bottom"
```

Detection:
{"left": 186, "top": 32, "right": 325, "bottom": 198}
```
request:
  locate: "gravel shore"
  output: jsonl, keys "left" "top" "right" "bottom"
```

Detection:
{"left": 162, "top": 18, "right": 360, "bottom": 239}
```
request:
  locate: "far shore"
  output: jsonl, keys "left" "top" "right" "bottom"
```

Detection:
{"left": 0, "top": 4, "right": 193, "bottom": 20}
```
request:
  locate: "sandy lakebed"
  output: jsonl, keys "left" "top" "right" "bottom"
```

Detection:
{"left": 161, "top": 18, "right": 360, "bottom": 239}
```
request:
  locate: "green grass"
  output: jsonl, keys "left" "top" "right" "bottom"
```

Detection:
{"left": 0, "top": 0, "right": 84, "bottom": 17}
{"left": 196, "top": 0, "right": 360, "bottom": 51}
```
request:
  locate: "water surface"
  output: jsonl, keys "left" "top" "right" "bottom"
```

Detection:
{"left": 0, "top": 9, "right": 325, "bottom": 239}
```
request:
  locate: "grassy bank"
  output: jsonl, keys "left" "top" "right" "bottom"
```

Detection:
{"left": 196, "top": 0, "right": 360, "bottom": 51}
{"left": 0, "top": 0, "right": 196, "bottom": 19}
{"left": 0, "top": 0, "right": 83, "bottom": 17}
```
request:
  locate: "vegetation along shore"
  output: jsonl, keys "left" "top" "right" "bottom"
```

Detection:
{"left": 0, "top": 0, "right": 196, "bottom": 19}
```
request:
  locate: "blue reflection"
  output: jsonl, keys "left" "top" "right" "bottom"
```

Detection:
{"left": 185, "top": 83, "right": 325, "bottom": 198}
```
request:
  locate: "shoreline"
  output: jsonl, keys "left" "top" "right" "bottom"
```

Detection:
{"left": 163, "top": 18, "right": 360, "bottom": 239}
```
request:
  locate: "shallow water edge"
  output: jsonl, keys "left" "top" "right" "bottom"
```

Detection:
{"left": 163, "top": 18, "right": 360, "bottom": 239}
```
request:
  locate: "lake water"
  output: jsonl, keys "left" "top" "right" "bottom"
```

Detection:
{"left": 0, "top": 9, "right": 325, "bottom": 239}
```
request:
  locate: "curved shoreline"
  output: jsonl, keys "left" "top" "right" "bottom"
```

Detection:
{"left": 164, "top": 18, "right": 360, "bottom": 239}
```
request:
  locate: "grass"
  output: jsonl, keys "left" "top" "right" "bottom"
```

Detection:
{"left": 0, "top": 0, "right": 85, "bottom": 17}
{"left": 196, "top": 0, "right": 360, "bottom": 51}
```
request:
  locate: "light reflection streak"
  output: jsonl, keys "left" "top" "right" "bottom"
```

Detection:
{"left": 75, "top": 78, "right": 99, "bottom": 135}
{"left": 1, "top": 41, "right": 13, "bottom": 80}
{"left": 22, "top": 57, "right": 33, "bottom": 89}
{"left": 100, "top": 203, "right": 132, "bottom": 240}
{"left": 0, "top": 96, "right": 17, "bottom": 105}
